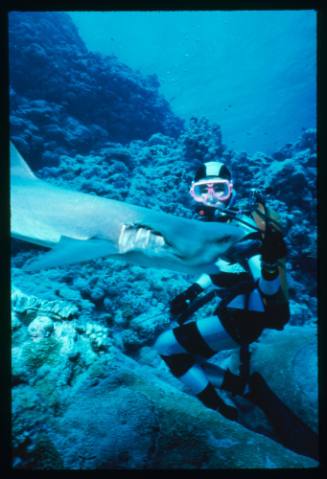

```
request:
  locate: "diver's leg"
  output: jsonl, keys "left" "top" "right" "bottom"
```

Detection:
{"left": 218, "top": 288, "right": 266, "bottom": 395}
{"left": 190, "top": 316, "right": 240, "bottom": 388}
{"left": 155, "top": 320, "right": 238, "bottom": 419}
{"left": 154, "top": 328, "right": 209, "bottom": 392}
{"left": 156, "top": 288, "right": 263, "bottom": 402}
{"left": 196, "top": 316, "right": 239, "bottom": 355}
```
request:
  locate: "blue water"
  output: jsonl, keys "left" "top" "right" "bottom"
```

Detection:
{"left": 69, "top": 10, "right": 316, "bottom": 155}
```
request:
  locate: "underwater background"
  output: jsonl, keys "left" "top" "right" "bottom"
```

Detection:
{"left": 10, "top": 11, "right": 318, "bottom": 469}
{"left": 69, "top": 10, "right": 316, "bottom": 156}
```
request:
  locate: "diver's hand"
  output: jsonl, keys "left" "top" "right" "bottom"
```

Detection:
{"left": 170, "top": 283, "right": 203, "bottom": 319}
{"left": 261, "top": 223, "right": 287, "bottom": 264}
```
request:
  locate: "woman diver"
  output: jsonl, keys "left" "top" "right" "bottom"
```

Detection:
{"left": 154, "top": 160, "right": 290, "bottom": 420}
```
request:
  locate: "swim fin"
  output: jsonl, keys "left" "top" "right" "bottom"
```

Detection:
{"left": 246, "top": 372, "right": 319, "bottom": 461}
{"left": 204, "top": 363, "right": 319, "bottom": 461}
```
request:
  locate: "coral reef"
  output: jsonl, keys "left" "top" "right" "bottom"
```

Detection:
{"left": 12, "top": 126, "right": 317, "bottom": 318}
{"left": 9, "top": 12, "right": 184, "bottom": 169}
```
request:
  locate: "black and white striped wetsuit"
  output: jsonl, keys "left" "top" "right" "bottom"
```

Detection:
{"left": 155, "top": 213, "right": 290, "bottom": 418}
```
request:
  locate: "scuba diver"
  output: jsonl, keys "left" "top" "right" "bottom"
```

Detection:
{"left": 154, "top": 160, "right": 290, "bottom": 421}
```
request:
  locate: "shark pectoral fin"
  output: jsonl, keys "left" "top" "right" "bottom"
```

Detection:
{"left": 23, "top": 236, "right": 118, "bottom": 271}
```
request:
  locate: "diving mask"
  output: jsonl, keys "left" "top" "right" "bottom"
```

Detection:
{"left": 189, "top": 178, "right": 233, "bottom": 207}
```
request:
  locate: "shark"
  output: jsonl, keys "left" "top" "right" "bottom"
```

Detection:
{"left": 10, "top": 143, "right": 246, "bottom": 274}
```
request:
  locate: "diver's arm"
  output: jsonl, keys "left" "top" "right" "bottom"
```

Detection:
{"left": 247, "top": 254, "right": 262, "bottom": 282}
{"left": 247, "top": 252, "right": 283, "bottom": 294}
{"left": 258, "top": 217, "right": 287, "bottom": 292}
{"left": 251, "top": 223, "right": 290, "bottom": 329}
{"left": 170, "top": 282, "right": 204, "bottom": 318}
{"left": 170, "top": 263, "right": 220, "bottom": 320}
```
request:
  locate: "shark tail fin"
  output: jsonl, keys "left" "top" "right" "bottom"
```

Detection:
{"left": 10, "top": 142, "right": 36, "bottom": 179}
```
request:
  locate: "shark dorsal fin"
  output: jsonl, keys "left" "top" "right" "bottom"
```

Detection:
{"left": 10, "top": 142, "right": 36, "bottom": 179}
